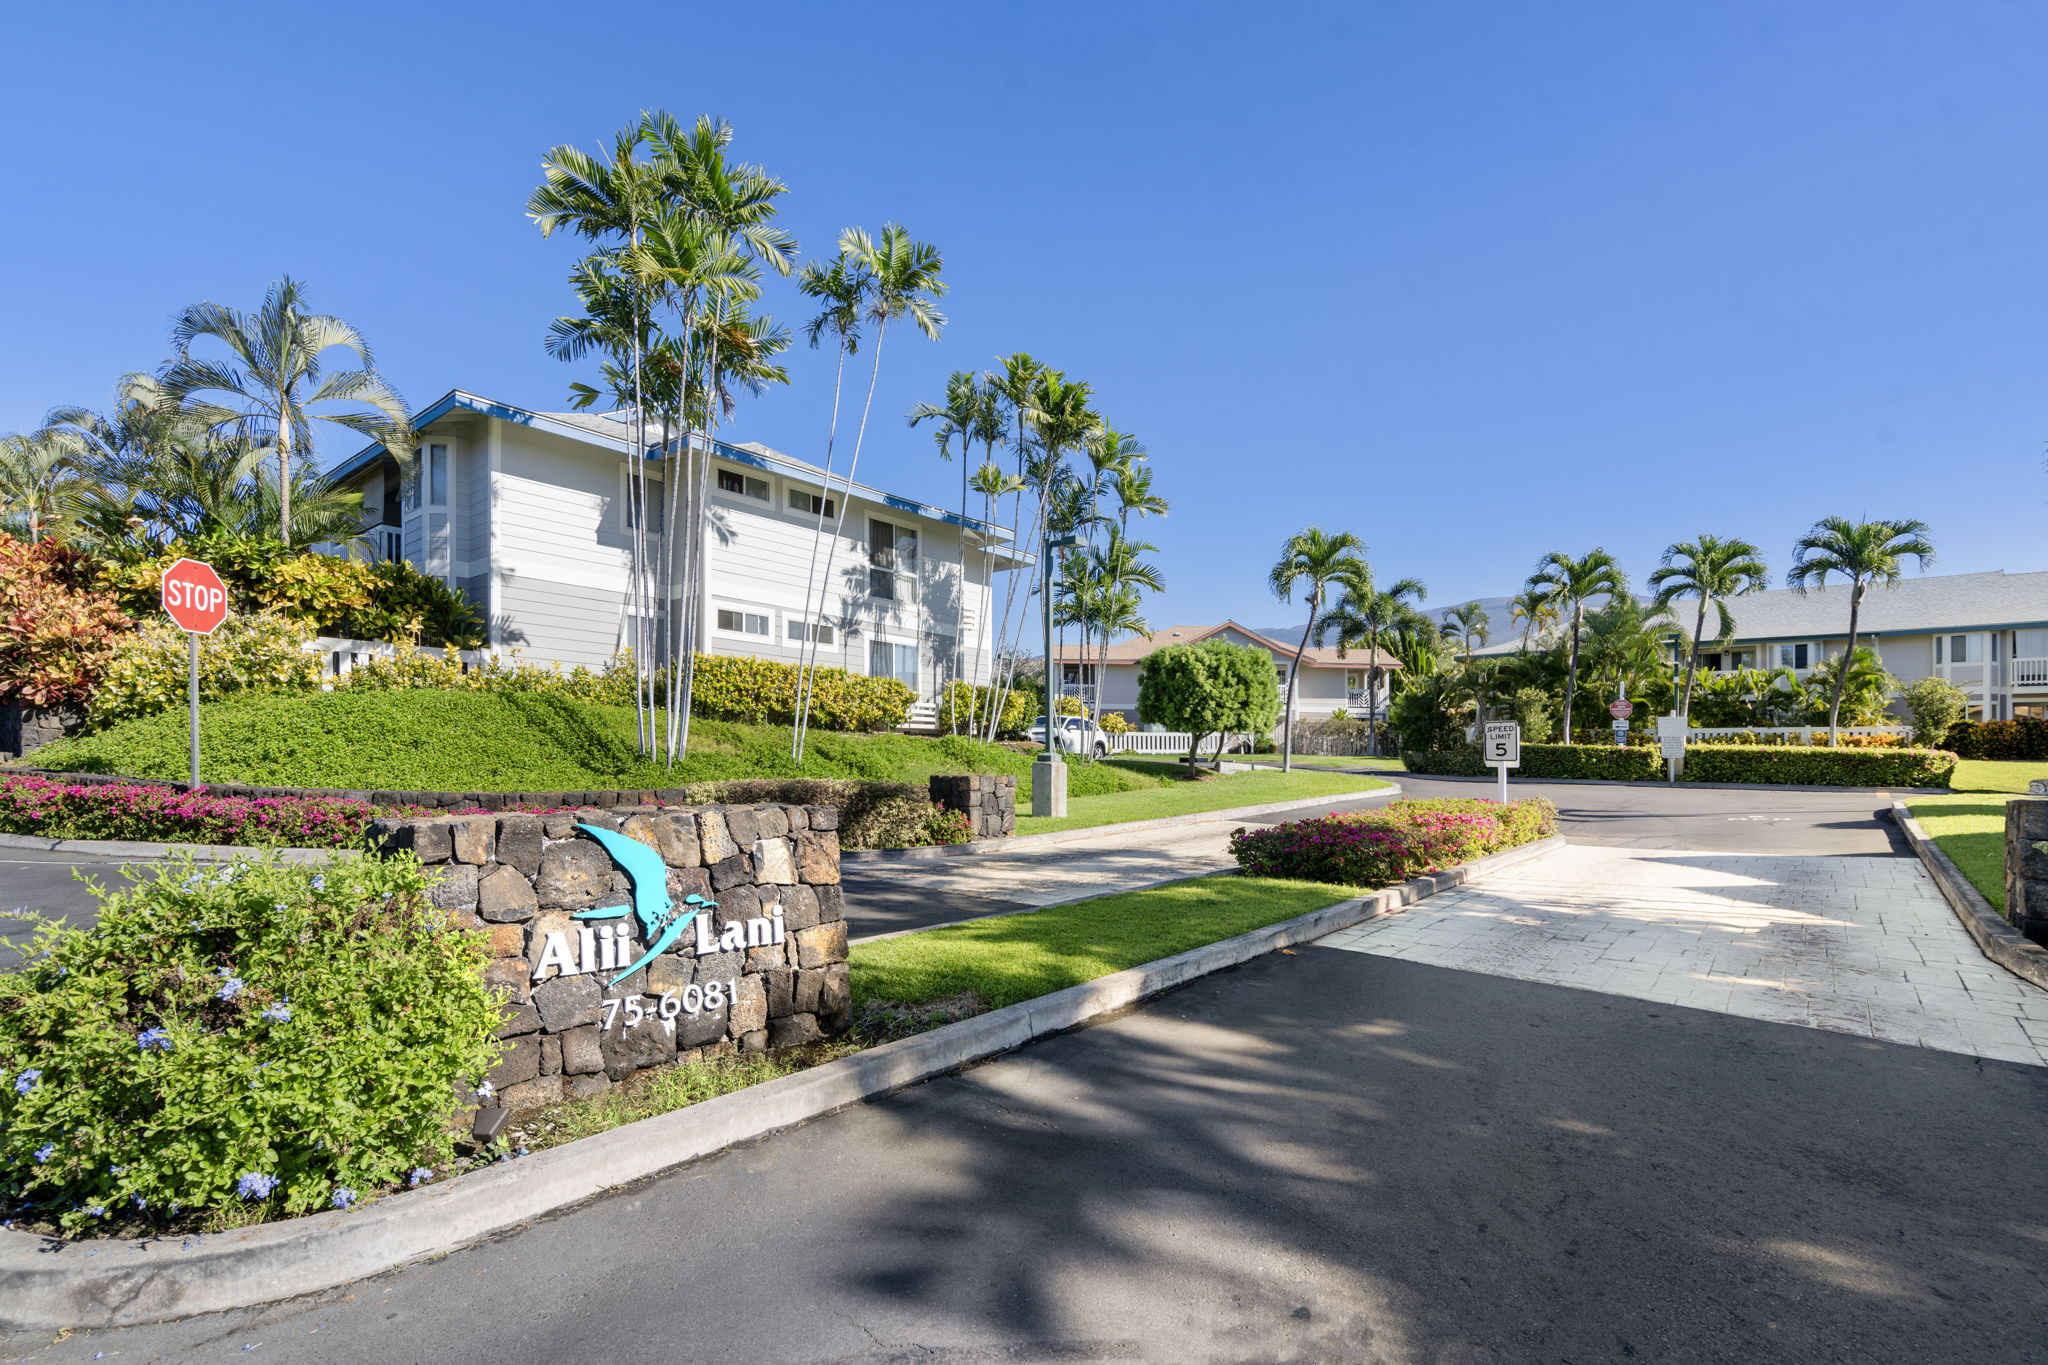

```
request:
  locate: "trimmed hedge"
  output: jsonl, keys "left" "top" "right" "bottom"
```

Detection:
{"left": 1678, "top": 744, "right": 1956, "bottom": 788}
{"left": 689, "top": 654, "right": 913, "bottom": 732}
{"left": 1402, "top": 744, "right": 1663, "bottom": 781}
{"left": 1942, "top": 719, "right": 2048, "bottom": 762}
{"left": 1228, "top": 796, "right": 1557, "bottom": 887}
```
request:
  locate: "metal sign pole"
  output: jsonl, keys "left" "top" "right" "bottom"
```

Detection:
{"left": 188, "top": 631, "right": 200, "bottom": 790}
{"left": 1498, "top": 761, "right": 1508, "bottom": 805}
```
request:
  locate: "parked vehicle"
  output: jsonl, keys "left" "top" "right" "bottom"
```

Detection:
{"left": 1026, "top": 714, "right": 1109, "bottom": 757}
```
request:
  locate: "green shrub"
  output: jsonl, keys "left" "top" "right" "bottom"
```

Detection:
{"left": 0, "top": 535, "right": 130, "bottom": 707}
{"left": 1681, "top": 744, "right": 1956, "bottom": 787}
{"left": 1388, "top": 681, "right": 1468, "bottom": 752}
{"left": 680, "top": 654, "right": 914, "bottom": 732}
{"left": 0, "top": 852, "right": 502, "bottom": 1234}
{"left": 1902, "top": 677, "right": 1971, "bottom": 748}
{"left": 1136, "top": 641, "right": 1282, "bottom": 770}
{"left": 1505, "top": 688, "right": 1553, "bottom": 743}
{"left": 674, "top": 777, "right": 976, "bottom": 849}
{"left": 1229, "top": 797, "right": 1557, "bottom": 886}
{"left": 1941, "top": 718, "right": 2048, "bottom": 761}
{"left": 90, "top": 612, "right": 325, "bottom": 728}
{"left": 935, "top": 679, "right": 1035, "bottom": 738}
{"left": 1401, "top": 743, "right": 1662, "bottom": 780}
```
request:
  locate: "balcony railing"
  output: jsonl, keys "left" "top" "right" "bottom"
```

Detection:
{"left": 2013, "top": 657, "right": 2048, "bottom": 688}
{"left": 1059, "top": 683, "right": 1097, "bottom": 703}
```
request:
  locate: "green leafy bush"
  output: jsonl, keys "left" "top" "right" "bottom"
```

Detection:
{"left": 0, "top": 535, "right": 131, "bottom": 707}
{"left": 1229, "top": 797, "right": 1556, "bottom": 886}
{"left": 934, "top": 679, "right": 1037, "bottom": 738}
{"left": 90, "top": 612, "right": 325, "bottom": 728}
{"left": 1941, "top": 718, "right": 2048, "bottom": 761}
{"left": 1680, "top": 744, "right": 1957, "bottom": 787}
{"left": 0, "top": 853, "right": 502, "bottom": 1234}
{"left": 673, "top": 777, "right": 978, "bottom": 849}
{"left": 1388, "top": 679, "right": 1468, "bottom": 753}
{"left": 1505, "top": 688, "right": 1553, "bottom": 743}
{"left": 1903, "top": 677, "right": 1971, "bottom": 748}
{"left": 689, "top": 654, "right": 913, "bottom": 732}
{"left": 1401, "top": 743, "right": 1663, "bottom": 780}
{"left": 1137, "top": 641, "right": 1281, "bottom": 771}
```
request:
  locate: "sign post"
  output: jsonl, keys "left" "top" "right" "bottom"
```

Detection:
{"left": 1655, "top": 713, "right": 1689, "bottom": 784}
{"left": 1608, "top": 696, "right": 1634, "bottom": 746}
{"left": 1482, "top": 720, "right": 1521, "bottom": 804}
{"left": 160, "top": 558, "right": 229, "bottom": 789}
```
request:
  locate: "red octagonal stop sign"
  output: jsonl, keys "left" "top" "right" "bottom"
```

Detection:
{"left": 161, "top": 557, "right": 229, "bottom": 635}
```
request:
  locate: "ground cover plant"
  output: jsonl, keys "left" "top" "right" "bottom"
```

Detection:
{"left": 0, "top": 852, "right": 501, "bottom": 1235}
{"left": 1229, "top": 796, "right": 1556, "bottom": 886}
{"left": 0, "top": 774, "right": 373, "bottom": 847}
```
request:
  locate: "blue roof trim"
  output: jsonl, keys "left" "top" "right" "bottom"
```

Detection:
{"left": 329, "top": 390, "right": 1017, "bottom": 546}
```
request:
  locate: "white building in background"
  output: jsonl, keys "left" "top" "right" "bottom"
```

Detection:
{"left": 323, "top": 391, "right": 1030, "bottom": 719}
{"left": 1051, "top": 621, "right": 1400, "bottom": 729}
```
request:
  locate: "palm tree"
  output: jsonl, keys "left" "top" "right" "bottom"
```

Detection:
{"left": 966, "top": 460, "right": 1026, "bottom": 722}
{"left": 792, "top": 224, "right": 946, "bottom": 762}
{"left": 0, "top": 426, "right": 86, "bottom": 543}
{"left": 976, "top": 353, "right": 1046, "bottom": 741}
{"left": 1442, "top": 602, "right": 1491, "bottom": 656}
{"left": 1525, "top": 549, "right": 1627, "bottom": 741}
{"left": 1648, "top": 535, "right": 1769, "bottom": 722}
{"left": 1083, "top": 526, "right": 1164, "bottom": 742}
{"left": 910, "top": 370, "right": 988, "bottom": 726}
{"left": 1508, "top": 588, "right": 1558, "bottom": 650}
{"left": 1785, "top": 517, "right": 1935, "bottom": 742}
{"left": 157, "top": 277, "right": 413, "bottom": 545}
{"left": 1113, "top": 463, "right": 1168, "bottom": 536}
{"left": 1269, "top": 528, "right": 1369, "bottom": 772}
{"left": 1319, "top": 574, "right": 1429, "bottom": 756}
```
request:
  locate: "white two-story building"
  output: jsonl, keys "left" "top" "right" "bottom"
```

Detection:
{"left": 324, "top": 391, "right": 1029, "bottom": 712}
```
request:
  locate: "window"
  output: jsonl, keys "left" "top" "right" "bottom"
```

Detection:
{"left": 1777, "top": 643, "right": 1810, "bottom": 670}
{"left": 868, "top": 518, "right": 918, "bottom": 600}
{"left": 2017, "top": 629, "right": 2048, "bottom": 659}
{"left": 787, "top": 487, "right": 837, "bottom": 519}
{"left": 1939, "top": 634, "right": 1982, "bottom": 665}
{"left": 427, "top": 444, "right": 449, "bottom": 506}
{"left": 869, "top": 639, "right": 918, "bottom": 691}
{"left": 624, "top": 477, "right": 664, "bottom": 532}
{"left": 1062, "top": 663, "right": 1096, "bottom": 685}
{"left": 715, "top": 608, "right": 769, "bottom": 637}
{"left": 717, "top": 468, "right": 769, "bottom": 501}
{"left": 787, "top": 620, "right": 834, "bottom": 645}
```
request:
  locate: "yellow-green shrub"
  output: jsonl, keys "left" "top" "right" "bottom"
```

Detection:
{"left": 89, "top": 613, "right": 324, "bottom": 728}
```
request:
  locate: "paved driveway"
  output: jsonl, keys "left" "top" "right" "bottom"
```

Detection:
{"left": 1323, "top": 841, "right": 2048, "bottom": 1065}
{"left": 20, "top": 947, "right": 2047, "bottom": 1364}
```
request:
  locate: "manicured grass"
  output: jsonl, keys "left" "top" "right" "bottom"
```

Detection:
{"left": 1233, "top": 753, "right": 1407, "bottom": 771}
{"left": 1949, "top": 758, "right": 2048, "bottom": 794}
{"left": 848, "top": 873, "right": 1362, "bottom": 1010}
{"left": 1013, "top": 769, "right": 1390, "bottom": 835}
{"left": 31, "top": 690, "right": 1163, "bottom": 796}
{"left": 1904, "top": 761, "right": 2048, "bottom": 911}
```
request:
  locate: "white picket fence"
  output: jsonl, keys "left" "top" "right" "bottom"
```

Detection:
{"left": 1107, "top": 731, "right": 1254, "bottom": 755}
{"left": 307, "top": 637, "right": 488, "bottom": 677}
{"left": 1682, "top": 725, "right": 1909, "bottom": 745}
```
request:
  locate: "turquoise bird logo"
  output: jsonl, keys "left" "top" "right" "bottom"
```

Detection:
{"left": 572, "top": 823, "right": 715, "bottom": 988}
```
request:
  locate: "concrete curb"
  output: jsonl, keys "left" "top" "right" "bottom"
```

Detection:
{"left": 0, "top": 832, "right": 352, "bottom": 863}
{"left": 1889, "top": 801, "right": 2048, "bottom": 992}
{"left": 839, "top": 784, "right": 1401, "bottom": 862}
{"left": 0, "top": 831, "right": 1561, "bottom": 1331}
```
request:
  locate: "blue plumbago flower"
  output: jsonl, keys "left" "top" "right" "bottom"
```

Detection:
{"left": 132, "top": 1195, "right": 147, "bottom": 1210}
{"left": 260, "top": 1001, "right": 291, "bottom": 1023}
{"left": 330, "top": 1188, "right": 356, "bottom": 1209}
{"left": 33, "top": 1144, "right": 54, "bottom": 1164}
{"left": 273, "top": 902, "right": 289, "bottom": 913}
{"left": 407, "top": 1167, "right": 433, "bottom": 1188}
{"left": 310, "top": 875, "right": 327, "bottom": 892}
{"left": 85, "top": 1205, "right": 106, "bottom": 1218}
{"left": 236, "top": 1172, "right": 279, "bottom": 1200}
{"left": 474, "top": 1080, "right": 495, "bottom": 1100}
{"left": 137, "top": 1027, "right": 174, "bottom": 1053}
{"left": 108, "top": 1164, "right": 126, "bottom": 1175}
{"left": 216, "top": 977, "right": 245, "bottom": 1002}
{"left": 14, "top": 1070, "right": 40, "bottom": 1096}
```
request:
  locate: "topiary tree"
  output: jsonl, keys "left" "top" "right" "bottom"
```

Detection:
{"left": 1136, "top": 640, "right": 1281, "bottom": 773}
{"left": 1902, "top": 675, "right": 1969, "bottom": 748}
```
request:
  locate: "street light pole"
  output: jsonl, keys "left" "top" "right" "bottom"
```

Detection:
{"left": 1034, "top": 531, "right": 1080, "bottom": 817}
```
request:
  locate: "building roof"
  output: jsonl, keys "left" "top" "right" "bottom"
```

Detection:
{"left": 325, "top": 389, "right": 1023, "bottom": 547}
{"left": 1470, "top": 569, "right": 2048, "bottom": 655}
{"left": 1053, "top": 620, "right": 1398, "bottom": 669}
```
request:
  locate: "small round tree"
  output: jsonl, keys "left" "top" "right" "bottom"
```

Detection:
{"left": 1136, "top": 640, "right": 1282, "bottom": 773}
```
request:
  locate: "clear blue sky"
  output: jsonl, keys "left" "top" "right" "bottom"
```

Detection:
{"left": 5, "top": 1, "right": 2043, "bottom": 631}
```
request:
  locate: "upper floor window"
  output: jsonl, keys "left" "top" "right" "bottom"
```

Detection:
{"left": 407, "top": 443, "right": 450, "bottom": 511}
{"left": 788, "top": 487, "right": 837, "bottom": 519}
{"left": 624, "top": 476, "right": 664, "bottom": 533}
{"left": 717, "top": 468, "right": 770, "bottom": 501}
{"left": 1938, "top": 634, "right": 1983, "bottom": 665}
{"left": 868, "top": 518, "right": 918, "bottom": 601}
{"left": 715, "top": 608, "right": 769, "bottom": 637}
{"left": 2016, "top": 629, "right": 2048, "bottom": 659}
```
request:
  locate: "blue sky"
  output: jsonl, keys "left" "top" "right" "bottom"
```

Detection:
{"left": 4, "top": 1, "right": 2044, "bottom": 634}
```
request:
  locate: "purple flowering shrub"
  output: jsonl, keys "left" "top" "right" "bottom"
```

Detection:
{"left": 0, "top": 852, "right": 502, "bottom": 1234}
{"left": 0, "top": 775, "right": 373, "bottom": 848}
{"left": 1228, "top": 797, "right": 1557, "bottom": 887}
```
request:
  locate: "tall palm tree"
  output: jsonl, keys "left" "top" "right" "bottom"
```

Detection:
{"left": 1083, "top": 526, "right": 1164, "bottom": 742}
{"left": 793, "top": 224, "right": 946, "bottom": 762}
{"left": 157, "top": 277, "right": 413, "bottom": 545}
{"left": 966, "top": 460, "right": 1026, "bottom": 723}
{"left": 1319, "top": 574, "right": 1428, "bottom": 755}
{"left": 1508, "top": 588, "right": 1557, "bottom": 650}
{"left": 910, "top": 370, "right": 987, "bottom": 726}
{"left": 1785, "top": 517, "right": 1936, "bottom": 742}
{"left": 0, "top": 426, "right": 86, "bottom": 543}
{"left": 1525, "top": 549, "right": 1627, "bottom": 740}
{"left": 1442, "top": 602, "right": 1491, "bottom": 656}
{"left": 1648, "top": 535, "right": 1769, "bottom": 721}
{"left": 977, "top": 353, "right": 1046, "bottom": 741}
{"left": 1269, "top": 528, "right": 1369, "bottom": 772}
{"left": 1113, "top": 463, "right": 1169, "bottom": 536}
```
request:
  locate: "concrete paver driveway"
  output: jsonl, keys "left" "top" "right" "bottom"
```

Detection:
{"left": 1323, "top": 841, "right": 2048, "bottom": 1065}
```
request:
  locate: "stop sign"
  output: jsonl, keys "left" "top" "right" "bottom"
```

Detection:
{"left": 1608, "top": 699, "right": 1634, "bottom": 719}
{"left": 161, "top": 558, "right": 229, "bottom": 635}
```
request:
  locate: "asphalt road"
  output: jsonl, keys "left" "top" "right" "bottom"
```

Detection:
{"left": 18, "top": 944, "right": 2046, "bottom": 1364}
{"left": 0, "top": 850, "right": 151, "bottom": 968}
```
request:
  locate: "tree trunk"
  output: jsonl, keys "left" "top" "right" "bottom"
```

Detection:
{"left": 1562, "top": 604, "right": 1583, "bottom": 739}
{"left": 1282, "top": 598, "right": 1316, "bottom": 773}
{"left": 791, "top": 338, "right": 851, "bottom": 760}
{"left": 1828, "top": 584, "right": 1865, "bottom": 744}
{"left": 1681, "top": 598, "right": 1707, "bottom": 719}
{"left": 277, "top": 416, "right": 293, "bottom": 544}
{"left": 1186, "top": 731, "right": 1207, "bottom": 776}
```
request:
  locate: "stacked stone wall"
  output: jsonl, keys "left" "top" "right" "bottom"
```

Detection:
{"left": 368, "top": 802, "right": 849, "bottom": 1111}
{"left": 928, "top": 773, "right": 1016, "bottom": 840}
{"left": 2005, "top": 798, "right": 2048, "bottom": 947}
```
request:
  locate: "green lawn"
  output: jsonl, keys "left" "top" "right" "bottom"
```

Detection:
{"left": 1014, "top": 769, "right": 1390, "bottom": 835}
{"left": 28, "top": 689, "right": 1163, "bottom": 796}
{"left": 849, "top": 873, "right": 1362, "bottom": 1009}
{"left": 1905, "top": 759, "right": 2048, "bottom": 911}
{"left": 1229, "top": 753, "right": 1407, "bottom": 772}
